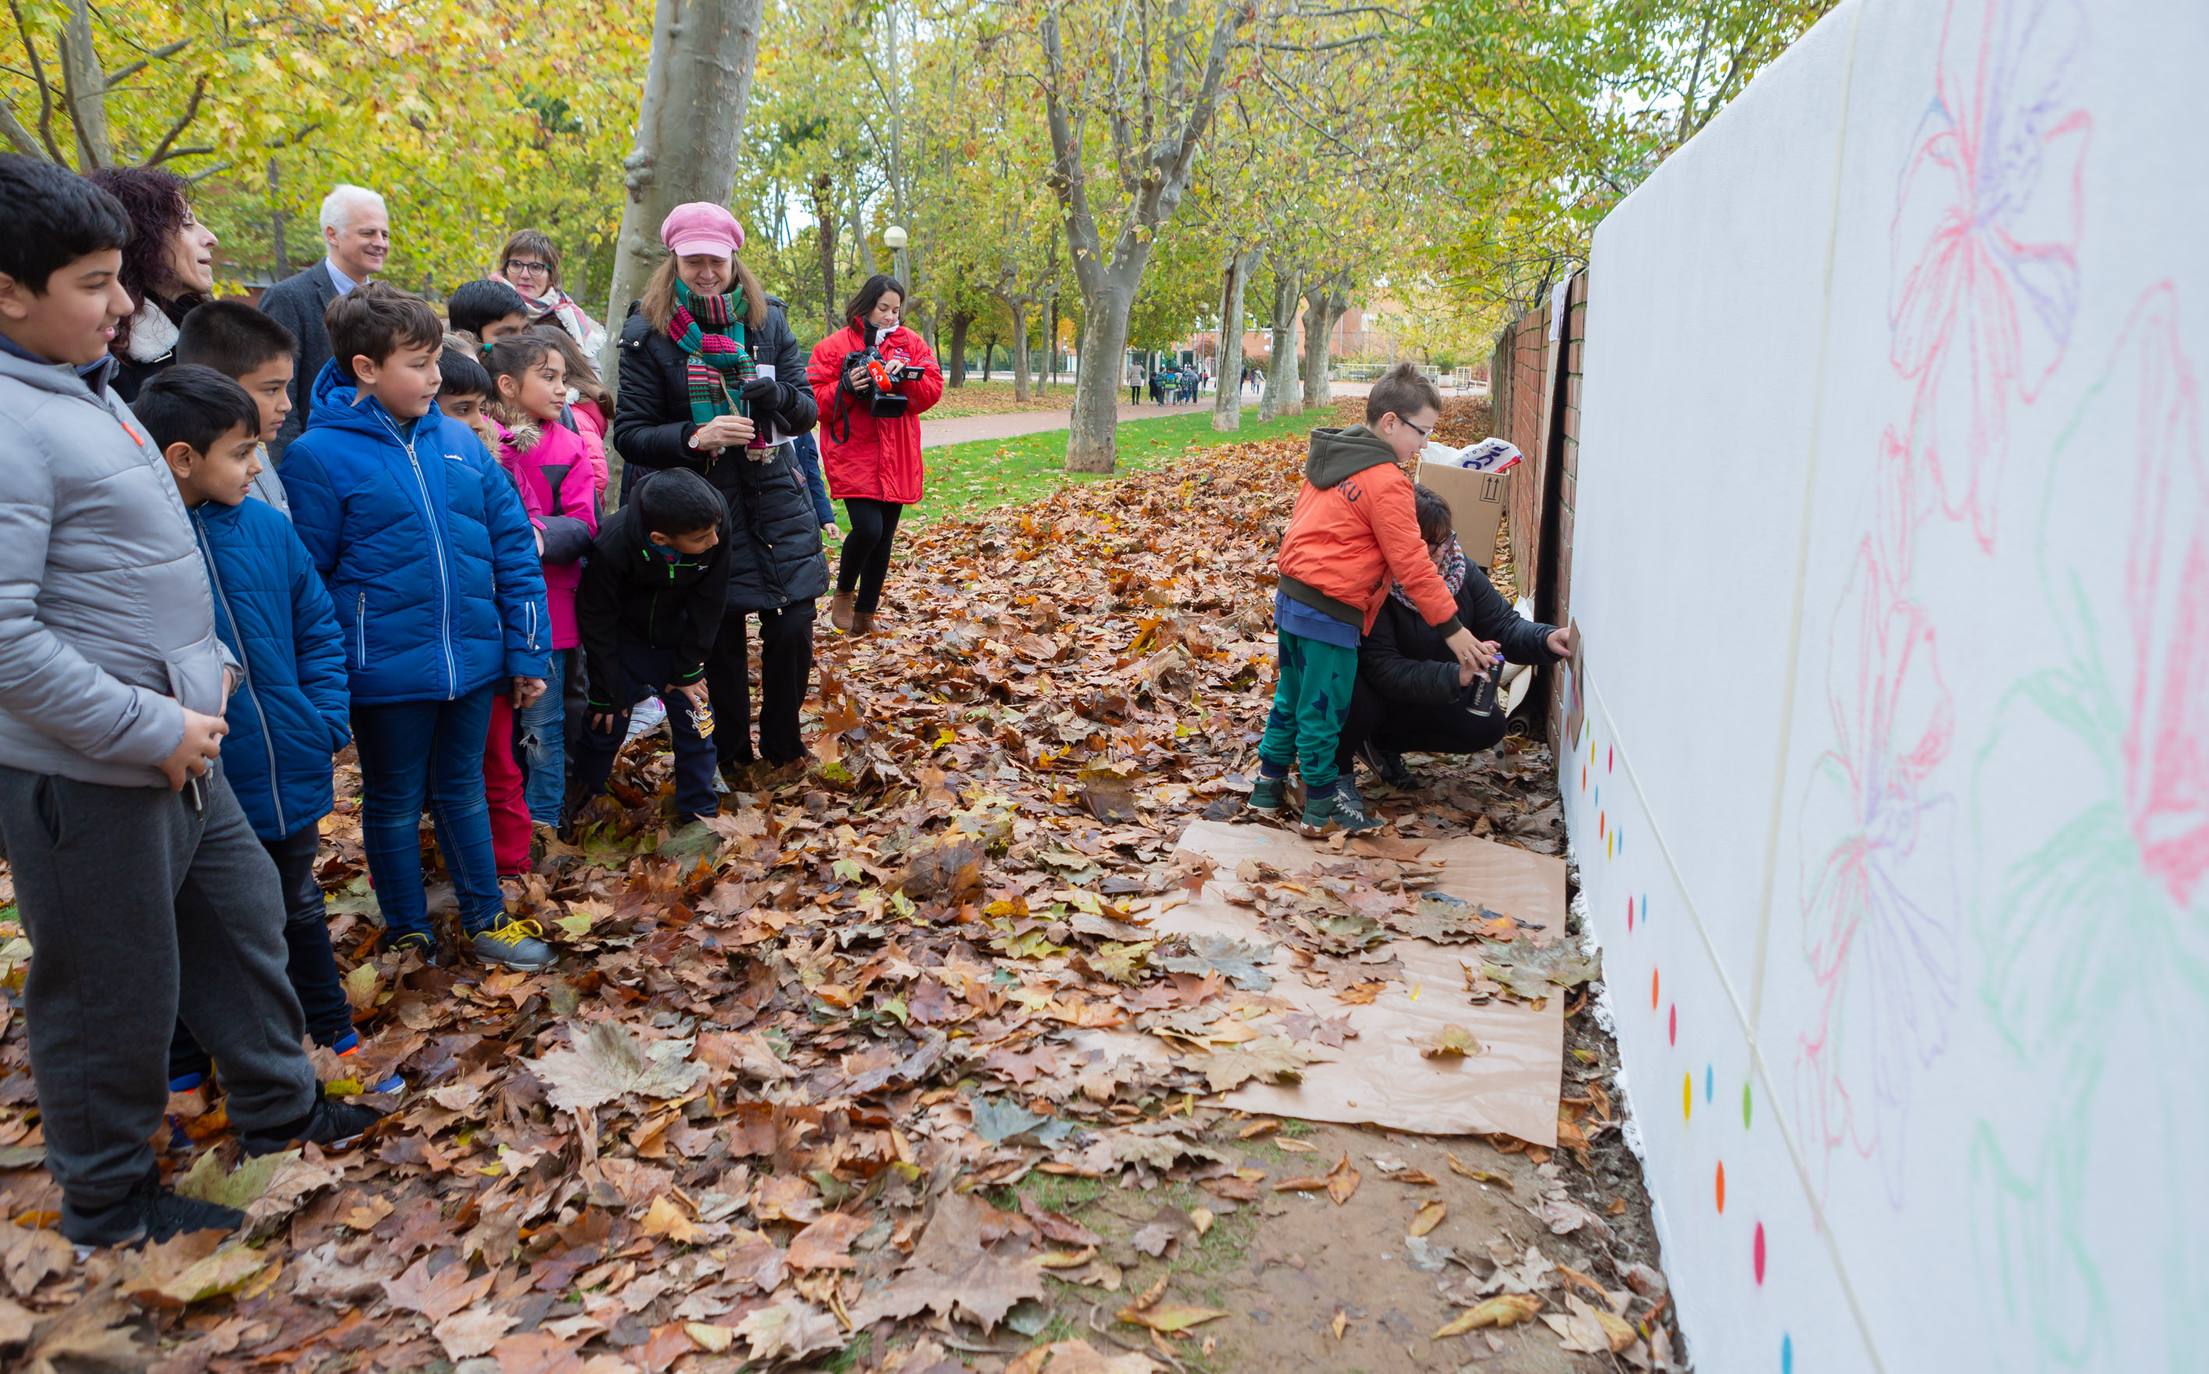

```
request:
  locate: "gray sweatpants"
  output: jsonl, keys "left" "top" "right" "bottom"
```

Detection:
{"left": 0, "top": 762, "right": 315, "bottom": 1231}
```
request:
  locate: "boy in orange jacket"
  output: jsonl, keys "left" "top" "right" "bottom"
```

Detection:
{"left": 1255, "top": 364, "right": 1495, "bottom": 831}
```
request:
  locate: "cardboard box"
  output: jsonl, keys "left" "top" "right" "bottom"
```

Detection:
{"left": 1414, "top": 459, "right": 1513, "bottom": 563}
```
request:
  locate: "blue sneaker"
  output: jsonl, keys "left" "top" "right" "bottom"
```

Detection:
{"left": 168, "top": 1070, "right": 206, "bottom": 1094}
{"left": 388, "top": 930, "right": 443, "bottom": 965}
{"left": 331, "top": 1031, "right": 405, "bottom": 1096}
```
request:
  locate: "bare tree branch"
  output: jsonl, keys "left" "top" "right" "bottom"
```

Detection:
{"left": 141, "top": 72, "right": 207, "bottom": 164}
{"left": 0, "top": 100, "right": 42, "bottom": 157}
{"left": 99, "top": 36, "right": 190, "bottom": 89}
{"left": 9, "top": 0, "right": 65, "bottom": 162}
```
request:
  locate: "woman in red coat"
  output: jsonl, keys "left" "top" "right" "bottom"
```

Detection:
{"left": 807, "top": 275, "right": 943, "bottom": 635}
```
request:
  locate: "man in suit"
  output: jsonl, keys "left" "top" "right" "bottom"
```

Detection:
{"left": 256, "top": 184, "right": 389, "bottom": 457}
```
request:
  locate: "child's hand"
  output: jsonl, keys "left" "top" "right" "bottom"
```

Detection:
{"left": 1547, "top": 627, "right": 1574, "bottom": 659}
{"left": 1444, "top": 628, "right": 1499, "bottom": 682}
{"left": 512, "top": 676, "right": 547, "bottom": 709}
{"left": 670, "top": 680, "right": 710, "bottom": 709}
{"left": 160, "top": 708, "right": 228, "bottom": 791}
{"left": 588, "top": 710, "right": 620, "bottom": 733}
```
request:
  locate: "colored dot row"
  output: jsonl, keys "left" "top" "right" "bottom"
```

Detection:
{"left": 1580, "top": 700, "right": 1788, "bottom": 1368}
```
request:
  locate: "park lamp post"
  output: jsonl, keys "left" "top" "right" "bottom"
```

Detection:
{"left": 884, "top": 225, "right": 910, "bottom": 289}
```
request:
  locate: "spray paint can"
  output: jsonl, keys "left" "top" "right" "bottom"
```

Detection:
{"left": 1464, "top": 655, "right": 1506, "bottom": 717}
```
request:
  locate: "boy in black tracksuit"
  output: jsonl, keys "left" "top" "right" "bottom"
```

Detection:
{"left": 567, "top": 470, "right": 732, "bottom": 827}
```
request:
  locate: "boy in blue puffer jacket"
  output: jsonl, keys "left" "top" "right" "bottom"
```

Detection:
{"left": 136, "top": 368, "right": 403, "bottom": 1096}
{"left": 280, "top": 283, "right": 557, "bottom": 971}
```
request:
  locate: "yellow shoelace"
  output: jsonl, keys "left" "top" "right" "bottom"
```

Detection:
{"left": 483, "top": 918, "right": 547, "bottom": 946}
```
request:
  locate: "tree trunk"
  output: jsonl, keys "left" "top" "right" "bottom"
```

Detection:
{"left": 947, "top": 309, "right": 971, "bottom": 386}
{"left": 268, "top": 157, "right": 290, "bottom": 280}
{"left": 997, "top": 296, "right": 1031, "bottom": 402}
{"left": 982, "top": 334, "right": 996, "bottom": 381}
{"left": 1047, "top": 294, "right": 1061, "bottom": 388}
{"left": 1301, "top": 281, "right": 1332, "bottom": 411}
{"left": 1260, "top": 263, "right": 1302, "bottom": 422}
{"left": 812, "top": 172, "right": 839, "bottom": 335}
{"left": 1065, "top": 276, "right": 1136, "bottom": 472}
{"left": 59, "top": 0, "right": 111, "bottom": 170}
{"left": 601, "top": 0, "right": 765, "bottom": 494}
{"left": 1212, "top": 247, "right": 1257, "bottom": 432}
{"left": 850, "top": 192, "right": 878, "bottom": 277}
{"left": 604, "top": 0, "right": 764, "bottom": 361}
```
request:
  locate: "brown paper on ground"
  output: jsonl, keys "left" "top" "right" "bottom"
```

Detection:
{"left": 1090, "top": 820, "right": 1568, "bottom": 1146}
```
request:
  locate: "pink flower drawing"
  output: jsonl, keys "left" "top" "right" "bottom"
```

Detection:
{"left": 1795, "top": 540, "right": 1961, "bottom": 1203}
{"left": 1888, "top": 0, "right": 2091, "bottom": 553}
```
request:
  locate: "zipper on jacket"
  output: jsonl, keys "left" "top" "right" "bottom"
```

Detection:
{"left": 194, "top": 513, "right": 286, "bottom": 836}
{"left": 355, "top": 590, "right": 367, "bottom": 666}
{"left": 375, "top": 410, "right": 460, "bottom": 698}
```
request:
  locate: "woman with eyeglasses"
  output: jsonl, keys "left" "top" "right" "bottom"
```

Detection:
{"left": 1336, "top": 484, "right": 1574, "bottom": 797}
{"left": 492, "top": 230, "right": 606, "bottom": 354}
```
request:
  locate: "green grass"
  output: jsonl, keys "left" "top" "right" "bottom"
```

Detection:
{"left": 909, "top": 406, "right": 1318, "bottom": 525}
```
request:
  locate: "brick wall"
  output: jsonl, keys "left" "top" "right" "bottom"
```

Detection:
{"left": 1546, "top": 274, "right": 1587, "bottom": 743}
{"left": 1484, "top": 272, "right": 1588, "bottom": 746}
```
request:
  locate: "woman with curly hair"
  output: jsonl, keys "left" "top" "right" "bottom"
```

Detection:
{"left": 86, "top": 166, "right": 219, "bottom": 401}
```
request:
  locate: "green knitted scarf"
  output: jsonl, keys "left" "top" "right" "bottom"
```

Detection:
{"left": 667, "top": 278, "right": 755, "bottom": 429}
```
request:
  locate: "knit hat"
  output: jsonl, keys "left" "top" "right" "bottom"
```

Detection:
{"left": 661, "top": 202, "right": 744, "bottom": 258}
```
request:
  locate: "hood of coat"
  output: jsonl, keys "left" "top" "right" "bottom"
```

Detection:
{"left": 304, "top": 357, "right": 450, "bottom": 447}
{"left": 1305, "top": 424, "right": 1401, "bottom": 489}
{"left": 0, "top": 340, "right": 120, "bottom": 401}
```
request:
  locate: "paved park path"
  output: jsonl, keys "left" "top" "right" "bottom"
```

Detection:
{"left": 919, "top": 393, "right": 1246, "bottom": 448}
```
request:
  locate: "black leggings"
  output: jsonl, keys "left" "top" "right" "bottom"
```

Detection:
{"left": 838, "top": 498, "right": 906, "bottom": 614}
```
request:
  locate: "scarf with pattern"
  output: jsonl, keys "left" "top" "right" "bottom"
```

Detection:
{"left": 667, "top": 279, "right": 756, "bottom": 429}
{"left": 1391, "top": 532, "right": 1468, "bottom": 612}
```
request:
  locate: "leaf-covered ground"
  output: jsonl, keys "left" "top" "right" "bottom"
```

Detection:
{"left": 906, "top": 407, "right": 1317, "bottom": 527}
{"left": 0, "top": 398, "right": 1683, "bottom": 1372}
{"left": 924, "top": 381, "right": 1078, "bottom": 421}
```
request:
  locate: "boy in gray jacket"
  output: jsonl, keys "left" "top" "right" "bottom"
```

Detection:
{"left": 0, "top": 157, "right": 379, "bottom": 1253}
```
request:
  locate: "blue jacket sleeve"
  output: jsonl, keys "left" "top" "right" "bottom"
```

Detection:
{"left": 480, "top": 455, "right": 552, "bottom": 680}
{"left": 795, "top": 433, "right": 835, "bottom": 526}
{"left": 285, "top": 524, "right": 351, "bottom": 750}
{"left": 280, "top": 443, "right": 342, "bottom": 579}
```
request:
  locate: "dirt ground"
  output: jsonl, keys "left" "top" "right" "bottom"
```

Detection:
{"left": 880, "top": 734, "right": 1680, "bottom": 1374}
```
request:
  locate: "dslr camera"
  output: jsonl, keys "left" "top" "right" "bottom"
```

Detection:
{"left": 844, "top": 346, "right": 927, "bottom": 418}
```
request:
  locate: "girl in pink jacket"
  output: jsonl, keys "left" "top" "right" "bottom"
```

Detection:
{"left": 482, "top": 334, "right": 600, "bottom": 865}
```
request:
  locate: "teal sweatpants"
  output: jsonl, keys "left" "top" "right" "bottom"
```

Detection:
{"left": 1257, "top": 628, "right": 1359, "bottom": 791}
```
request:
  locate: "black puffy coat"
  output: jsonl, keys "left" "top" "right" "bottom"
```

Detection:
{"left": 1360, "top": 565, "right": 1560, "bottom": 705}
{"left": 613, "top": 298, "right": 827, "bottom": 612}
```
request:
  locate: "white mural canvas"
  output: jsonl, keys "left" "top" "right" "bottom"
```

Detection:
{"left": 1563, "top": 1, "right": 2209, "bottom": 1370}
